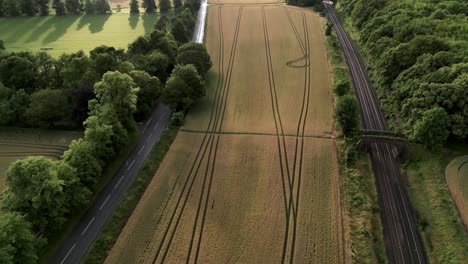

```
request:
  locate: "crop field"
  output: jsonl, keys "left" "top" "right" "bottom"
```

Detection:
{"left": 0, "top": 127, "right": 81, "bottom": 197}
{"left": 446, "top": 156, "right": 468, "bottom": 226}
{"left": 0, "top": 13, "right": 157, "bottom": 57}
{"left": 107, "top": 4, "right": 345, "bottom": 264}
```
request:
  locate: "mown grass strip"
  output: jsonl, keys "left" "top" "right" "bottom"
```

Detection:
{"left": 83, "top": 125, "right": 179, "bottom": 264}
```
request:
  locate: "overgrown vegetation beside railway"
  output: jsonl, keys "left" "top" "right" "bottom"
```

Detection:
{"left": 333, "top": 0, "right": 468, "bottom": 262}
{"left": 335, "top": 0, "right": 468, "bottom": 149}
{"left": 325, "top": 21, "right": 387, "bottom": 263}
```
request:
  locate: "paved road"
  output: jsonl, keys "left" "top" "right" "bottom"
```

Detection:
{"left": 51, "top": 2, "right": 208, "bottom": 263}
{"left": 324, "top": 2, "right": 428, "bottom": 263}
{"left": 50, "top": 104, "right": 172, "bottom": 264}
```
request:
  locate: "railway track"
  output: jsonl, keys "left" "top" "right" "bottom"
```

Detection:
{"left": 323, "top": 2, "right": 427, "bottom": 264}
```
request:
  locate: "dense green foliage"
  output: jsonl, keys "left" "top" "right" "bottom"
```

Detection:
{"left": 335, "top": 94, "right": 359, "bottom": 134}
{"left": 0, "top": 5, "right": 209, "bottom": 262}
{"left": 0, "top": 212, "right": 38, "bottom": 264}
{"left": 337, "top": 0, "right": 468, "bottom": 146}
{"left": 176, "top": 42, "right": 212, "bottom": 77}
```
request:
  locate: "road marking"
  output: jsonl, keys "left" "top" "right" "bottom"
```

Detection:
{"left": 147, "top": 117, "right": 153, "bottom": 125}
{"left": 60, "top": 243, "right": 76, "bottom": 264}
{"left": 81, "top": 217, "right": 95, "bottom": 236}
{"left": 100, "top": 194, "right": 111, "bottom": 211}
{"left": 115, "top": 175, "right": 125, "bottom": 189}
{"left": 155, "top": 121, "right": 160, "bottom": 128}
{"left": 138, "top": 146, "right": 144, "bottom": 155}
{"left": 127, "top": 160, "right": 135, "bottom": 171}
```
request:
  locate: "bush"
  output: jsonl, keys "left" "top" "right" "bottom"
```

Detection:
{"left": 333, "top": 79, "right": 351, "bottom": 96}
{"left": 171, "top": 111, "right": 184, "bottom": 126}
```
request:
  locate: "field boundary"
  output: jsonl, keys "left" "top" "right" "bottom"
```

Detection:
{"left": 180, "top": 128, "right": 332, "bottom": 139}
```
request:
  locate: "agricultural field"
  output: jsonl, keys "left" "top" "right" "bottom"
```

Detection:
{"left": 0, "top": 127, "right": 81, "bottom": 198}
{"left": 446, "top": 156, "right": 468, "bottom": 227}
{"left": 0, "top": 13, "right": 157, "bottom": 57}
{"left": 106, "top": 4, "right": 345, "bottom": 264}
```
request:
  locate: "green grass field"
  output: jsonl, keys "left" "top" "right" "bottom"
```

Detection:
{"left": 0, "top": 127, "right": 82, "bottom": 197}
{"left": 403, "top": 144, "right": 468, "bottom": 263}
{"left": 0, "top": 13, "right": 158, "bottom": 57}
{"left": 446, "top": 155, "right": 468, "bottom": 227}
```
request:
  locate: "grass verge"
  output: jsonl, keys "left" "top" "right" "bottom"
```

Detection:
{"left": 83, "top": 125, "right": 179, "bottom": 264}
{"left": 38, "top": 128, "right": 140, "bottom": 264}
{"left": 325, "top": 26, "right": 387, "bottom": 263}
{"left": 402, "top": 144, "right": 468, "bottom": 263}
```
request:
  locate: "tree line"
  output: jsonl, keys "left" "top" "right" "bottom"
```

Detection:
{"left": 337, "top": 0, "right": 468, "bottom": 149}
{"left": 0, "top": 0, "right": 201, "bottom": 16}
{"left": 0, "top": 2, "right": 212, "bottom": 262}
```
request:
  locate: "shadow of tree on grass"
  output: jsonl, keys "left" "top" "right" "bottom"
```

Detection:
{"left": 42, "top": 15, "right": 81, "bottom": 45}
{"left": 142, "top": 14, "right": 158, "bottom": 35}
{"left": 76, "top": 14, "right": 112, "bottom": 34}
{"left": 128, "top": 14, "right": 140, "bottom": 30}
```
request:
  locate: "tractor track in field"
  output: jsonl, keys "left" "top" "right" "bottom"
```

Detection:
{"left": 261, "top": 7, "right": 293, "bottom": 264}
{"left": 262, "top": 7, "right": 312, "bottom": 263}
{"left": 288, "top": 10, "right": 311, "bottom": 263}
{"left": 150, "top": 6, "right": 243, "bottom": 264}
{"left": 191, "top": 7, "right": 244, "bottom": 263}
{"left": 0, "top": 141, "right": 68, "bottom": 151}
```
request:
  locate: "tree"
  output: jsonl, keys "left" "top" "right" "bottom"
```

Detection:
{"left": 3, "top": 0, "right": 21, "bottom": 16}
{"left": 65, "top": 0, "right": 81, "bottom": 14}
{"left": 176, "top": 42, "right": 212, "bottom": 76}
{"left": 93, "top": 71, "right": 139, "bottom": 125}
{"left": 129, "top": 70, "right": 161, "bottom": 118}
{"left": 412, "top": 107, "right": 450, "bottom": 149}
{"left": 143, "top": 0, "right": 156, "bottom": 13}
{"left": 171, "top": 18, "right": 188, "bottom": 43}
{"left": 128, "top": 36, "right": 150, "bottom": 55}
{"left": 53, "top": 0, "right": 66, "bottom": 15}
{"left": 0, "top": 55, "right": 37, "bottom": 91}
{"left": 92, "top": 53, "right": 119, "bottom": 77}
{"left": 63, "top": 138, "right": 102, "bottom": 189}
{"left": 155, "top": 15, "right": 168, "bottom": 31}
{"left": 2, "top": 157, "right": 72, "bottom": 234}
{"left": 0, "top": 213, "right": 38, "bottom": 264}
{"left": 335, "top": 95, "right": 359, "bottom": 134}
{"left": 20, "top": 0, "right": 37, "bottom": 16}
{"left": 25, "top": 89, "right": 68, "bottom": 127}
{"left": 183, "top": 0, "right": 194, "bottom": 14}
{"left": 84, "top": 0, "right": 95, "bottom": 14}
{"left": 37, "top": 0, "right": 49, "bottom": 15}
{"left": 179, "top": 8, "right": 195, "bottom": 35}
{"left": 173, "top": 0, "right": 182, "bottom": 10}
{"left": 95, "top": 0, "right": 110, "bottom": 14}
{"left": 83, "top": 115, "right": 116, "bottom": 163}
{"left": 134, "top": 50, "right": 169, "bottom": 81}
{"left": 162, "top": 64, "right": 205, "bottom": 111}
{"left": 0, "top": 40, "right": 4, "bottom": 50}
{"left": 9, "top": 89, "right": 30, "bottom": 123}
{"left": 333, "top": 80, "right": 351, "bottom": 96}
{"left": 130, "top": 0, "right": 139, "bottom": 14}
{"left": 159, "top": 0, "right": 170, "bottom": 13}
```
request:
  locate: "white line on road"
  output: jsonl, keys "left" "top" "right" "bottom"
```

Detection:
{"left": 100, "top": 194, "right": 111, "bottom": 211}
{"left": 138, "top": 146, "right": 144, "bottom": 155}
{"left": 127, "top": 160, "right": 135, "bottom": 171}
{"left": 115, "top": 175, "right": 125, "bottom": 189}
{"left": 81, "top": 217, "right": 95, "bottom": 236}
{"left": 60, "top": 243, "right": 76, "bottom": 264}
